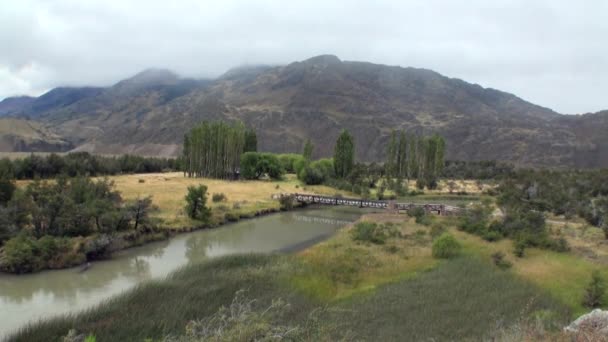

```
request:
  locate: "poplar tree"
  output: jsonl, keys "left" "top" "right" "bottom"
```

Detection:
{"left": 334, "top": 129, "right": 355, "bottom": 179}
{"left": 386, "top": 131, "right": 398, "bottom": 179}
{"left": 244, "top": 129, "right": 258, "bottom": 153}
{"left": 182, "top": 121, "right": 247, "bottom": 179}
{"left": 303, "top": 139, "right": 314, "bottom": 162}
{"left": 398, "top": 131, "right": 408, "bottom": 179}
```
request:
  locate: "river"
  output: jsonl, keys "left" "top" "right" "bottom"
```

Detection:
{"left": 0, "top": 207, "right": 363, "bottom": 339}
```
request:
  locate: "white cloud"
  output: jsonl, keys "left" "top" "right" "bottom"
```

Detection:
{"left": 0, "top": 0, "right": 607, "bottom": 113}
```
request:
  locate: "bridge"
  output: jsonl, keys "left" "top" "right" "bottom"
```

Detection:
{"left": 290, "top": 193, "right": 464, "bottom": 216}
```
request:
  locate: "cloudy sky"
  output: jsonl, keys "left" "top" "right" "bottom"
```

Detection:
{"left": 1, "top": 0, "right": 606, "bottom": 114}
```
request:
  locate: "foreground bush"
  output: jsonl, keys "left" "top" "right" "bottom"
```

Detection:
{"left": 432, "top": 233, "right": 461, "bottom": 259}
{"left": 583, "top": 270, "right": 606, "bottom": 308}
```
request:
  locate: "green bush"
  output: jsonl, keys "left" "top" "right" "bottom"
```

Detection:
{"left": 407, "top": 207, "right": 426, "bottom": 220}
{"left": 0, "top": 234, "right": 78, "bottom": 274}
{"left": 212, "top": 193, "right": 227, "bottom": 202}
{"left": 583, "top": 270, "right": 606, "bottom": 308}
{"left": 351, "top": 222, "right": 399, "bottom": 245}
{"left": 240, "top": 152, "right": 285, "bottom": 180}
{"left": 277, "top": 154, "right": 305, "bottom": 173}
{"left": 432, "top": 233, "right": 461, "bottom": 259}
{"left": 513, "top": 239, "right": 526, "bottom": 258}
{"left": 0, "top": 177, "right": 16, "bottom": 205}
{"left": 430, "top": 222, "right": 447, "bottom": 238}
{"left": 185, "top": 185, "right": 211, "bottom": 221}
{"left": 297, "top": 159, "right": 334, "bottom": 185}
{"left": 491, "top": 251, "right": 512, "bottom": 270}
{"left": 482, "top": 231, "right": 502, "bottom": 242}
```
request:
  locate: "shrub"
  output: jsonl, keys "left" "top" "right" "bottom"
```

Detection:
{"left": 185, "top": 185, "right": 211, "bottom": 221}
{"left": 491, "top": 251, "right": 512, "bottom": 269}
{"left": 240, "top": 152, "right": 284, "bottom": 180}
{"left": 482, "top": 231, "right": 502, "bottom": 242}
{"left": 430, "top": 222, "right": 447, "bottom": 238}
{"left": 546, "top": 237, "right": 570, "bottom": 252}
{"left": 407, "top": 207, "right": 426, "bottom": 219}
{"left": 0, "top": 177, "right": 16, "bottom": 205}
{"left": 351, "top": 221, "right": 399, "bottom": 245}
{"left": 224, "top": 212, "right": 239, "bottom": 222}
{"left": 212, "top": 193, "right": 227, "bottom": 202}
{"left": 277, "top": 153, "right": 305, "bottom": 173}
{"left": 583, "top": 270, "right": 606, "bottom": 308}
{"left": 513, "top": 239, "right": 526, "bottom": 258}
{"left": 432, "top": 233, "right": 461, "bottom": 259}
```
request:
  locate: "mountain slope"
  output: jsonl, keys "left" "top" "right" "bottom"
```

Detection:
{"left": 2, "top": 56, "right": 606, "bottom": 168}
{"left": 0, "top": 118, "right": 72, "bottom": 152}
{"left": 0, "top": 96, "right": 35, "bottom": 116}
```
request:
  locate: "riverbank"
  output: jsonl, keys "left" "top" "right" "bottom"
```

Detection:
{"left": 9, "top": 213, "right": 575, "bottom": 342}
{"left": 2, "top": 172, "right": 357, "bottom": 274}
{"left": 0, "top": 207, "right": 363, "bottom": 339}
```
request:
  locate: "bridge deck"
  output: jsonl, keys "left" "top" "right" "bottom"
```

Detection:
{"left": 291, "top": 193, "right": 463, "bottom": 216}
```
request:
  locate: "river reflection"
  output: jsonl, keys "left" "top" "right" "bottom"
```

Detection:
{"left": 0, "top": 208, "right": 361, "bottom": 338}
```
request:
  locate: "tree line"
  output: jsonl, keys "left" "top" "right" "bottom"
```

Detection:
{"left": 385, "top": 131, "right": 446, "bottom": 189}
{"left": 182, "top": 121, "right": 255, "bottom": 178}
{"left": 0, "top": 176, "right": 157, "bottom": 273}
{"left": 0, "top": 152, "right": 178, "bottom": 180}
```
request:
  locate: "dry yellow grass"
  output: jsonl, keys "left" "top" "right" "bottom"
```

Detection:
{"left": 105, "top": 172, "right": 356, "bottom": 228}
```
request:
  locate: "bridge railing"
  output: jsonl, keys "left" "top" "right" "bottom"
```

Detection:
{"left": 290, "top": 193, "right": 463, "bottom": 215}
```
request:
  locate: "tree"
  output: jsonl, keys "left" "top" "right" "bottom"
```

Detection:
{"left": 398, "top": 131, "right": 408, "bottom": 178}
{"left": 333, "top": 129, "right": 355, "bottom": 179}
{"left": 240, "top": 153, "right": 285, "bottom": 180}
{"left": 185, "top": 185, "right": 211, "bottom": 221}
{"left": 385, "top": 131, "right": 398, "bottom": 179}
{"left": 583, "top": 270, "right": 606, "bottom": 308}
{"left": 0, "top": 177, "right": 16, "bottom": 205}
{"left": 302, "top": 139, "right": 314, "bottom": 162}
{"left": 244, "top": 129, "right": 258, "bottom": 153}
{"left": 127, "top": 196, "right": 156, "bottom": 231}
{"left": 182, "top": 121, "right": 247, "bottom": 179}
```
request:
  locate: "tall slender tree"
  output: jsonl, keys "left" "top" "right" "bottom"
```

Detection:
{"left": 244, "top": 129, "right": 258, "bottom": 153}
{"left": 386, "top": 131, "right": 398, "bottom": 179}
{"left": 334, "top": 129, "right": 355, "bottom": 179}
{"left": 182, "top": 121, "right": 247, "bottom": 179}
{"left": 303, "top": 139, "right": 314, "bottom": 162}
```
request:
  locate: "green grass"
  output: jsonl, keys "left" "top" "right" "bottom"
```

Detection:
{"left": 10, "top": 255, "right": 316, "bottom": 342}
{"left": 10, "top": 253, "right": 569, "bottom": 342}
{"left": 333, "top": 257, "right": 569, "bottom": 341}
{"left": 454, "top": 228, "right": 608, "bottom": 316}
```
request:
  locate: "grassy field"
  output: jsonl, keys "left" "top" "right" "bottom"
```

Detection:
{"left": 454, "top": 227, "right": 608, "bottom": 316}
{"left": 10, "top": 213, "right": 573, "bottom": 342}
{"left": 17, "top": 172, "right": 357, "bottom": 230}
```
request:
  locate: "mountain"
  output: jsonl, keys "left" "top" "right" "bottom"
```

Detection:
{"left": 0, "top": 96, "right": 35, "bottom": 116}
{"left": 0, "top": 87, "right": 103, "bottom": 118}
{"left": 0, "top": 118, "right": 72, "bottom": 152}
{"left": 1, "top": 55, "right": 607, "bottom": 168}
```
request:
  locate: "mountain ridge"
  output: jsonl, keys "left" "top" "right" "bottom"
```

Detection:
{"left": 1, "top": 55, "right": 606, "bottom": 168}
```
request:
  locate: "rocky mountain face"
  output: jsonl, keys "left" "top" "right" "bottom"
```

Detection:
{"left": 0, "top": 118, "right": 72, "bottom": 152}
{"left": 1, "top": 55, "right": 606, "bottom": 168}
